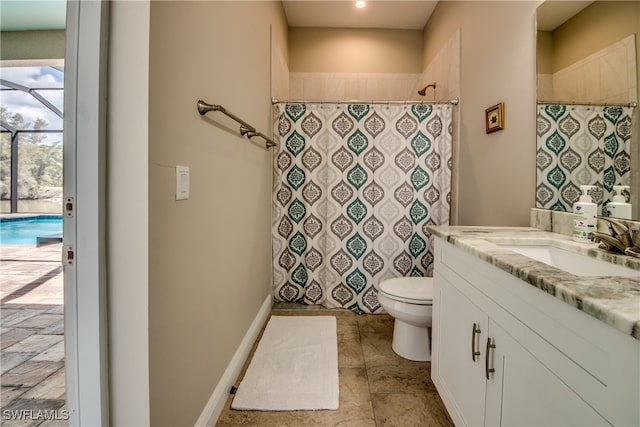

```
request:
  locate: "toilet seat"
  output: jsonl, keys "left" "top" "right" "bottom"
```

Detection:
{"left": 378, "top": 277, "right": 433, "bottom": 305}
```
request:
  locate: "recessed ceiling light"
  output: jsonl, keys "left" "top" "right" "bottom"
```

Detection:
{"left": 355, "top": 1, "right": 366, "bottom": 9}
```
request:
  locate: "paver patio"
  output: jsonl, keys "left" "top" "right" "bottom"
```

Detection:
{"left": 1, "top": 243, "right": 67, "bottom": 426}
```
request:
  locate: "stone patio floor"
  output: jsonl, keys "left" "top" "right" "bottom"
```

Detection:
{"left": 1, "top": 243, "right": 67, "bottom": 426}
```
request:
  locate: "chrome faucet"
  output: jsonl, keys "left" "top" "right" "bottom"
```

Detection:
{"left": 593, "top": 217, "right": 640, "bottom": 258}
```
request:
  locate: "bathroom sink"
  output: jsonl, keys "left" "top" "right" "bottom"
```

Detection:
{"left": 498, "top": 244, "right": 638, "bottom": 277}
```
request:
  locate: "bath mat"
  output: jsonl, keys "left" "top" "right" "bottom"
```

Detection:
{"left": 231, "top": 315, "right": 339, "bottom": 411}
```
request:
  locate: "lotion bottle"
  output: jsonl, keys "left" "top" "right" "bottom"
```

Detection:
{"left": 604, "top": 185, "right": 632, "bottom": 220}
{"left": 573, "top": 185, "right": 597, "bottom": 242}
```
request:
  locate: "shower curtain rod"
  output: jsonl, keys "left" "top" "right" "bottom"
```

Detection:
{"left": 197, "top": 100, "right": 277, "bottom": 149}
{"left": 537, "top": 100, "right": 637, "bottom": 108}
{"left": 271, "top": 97, "right": 459, "bottom": 106}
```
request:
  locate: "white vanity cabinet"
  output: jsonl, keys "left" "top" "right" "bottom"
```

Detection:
{"left": 432, "top": 237, "right": 640, "bottom": 427}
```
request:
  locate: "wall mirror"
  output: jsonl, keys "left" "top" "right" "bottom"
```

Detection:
{"left": 536, "top": 1, "right": 640, "bottom": 220}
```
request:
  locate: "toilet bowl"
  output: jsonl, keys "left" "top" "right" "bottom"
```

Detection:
{"left": 377, "top": 277, "right": 433, "bottom": 362}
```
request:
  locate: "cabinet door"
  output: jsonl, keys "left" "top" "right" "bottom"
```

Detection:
{"left": 435, "top": 273, "right": 489, "bottom": 427}
{"left": 485, "top": 321, "right": 610, "bottom": 427}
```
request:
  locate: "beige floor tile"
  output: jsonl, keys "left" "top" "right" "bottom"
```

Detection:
{"left": 221, "top": 309, "right": 454, "bottom": 427}
{"left": 258, "top": 367, "right": 376, "bottom": 427}
{"left": 216, "top": 395, "right": 262, "bottom": 426}
{"left": 366, "top": 361, "right": 436, "bottom": 395}
{"left": 371, "top": 392, "right": 454, "bottom": 427}
{"left": 338, "top": 339, "right": 365, "bottom": 368}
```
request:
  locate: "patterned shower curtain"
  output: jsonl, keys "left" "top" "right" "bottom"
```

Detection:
{"left": 536, "top": 104, "right": 633, "bottom": 210}
{"left": 272, "top": 103, "right": 453, "bottom": 313}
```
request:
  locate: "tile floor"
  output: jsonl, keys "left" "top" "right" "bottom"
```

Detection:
{"left": 0, "top": 243, "right": 67, "bottom": 426}
{"left": 0, "top": 243, "right": 454, "bottom": 427}
{"left": 216, "top": 306, "right": 453, "bottom": 427}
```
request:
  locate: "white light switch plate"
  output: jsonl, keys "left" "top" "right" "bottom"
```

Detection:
{"left": 176, "top": 166, "right": 189, "bottom": 200}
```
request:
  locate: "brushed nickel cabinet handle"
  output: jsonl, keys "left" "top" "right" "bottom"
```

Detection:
{"left": 485, "top": 337, "right": 496, "bottom": 380}
{"left": 471, "top": 323, "right": 481, "bottom": 362}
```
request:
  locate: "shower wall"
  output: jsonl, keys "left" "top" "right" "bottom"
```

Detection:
{"left": 285, "top": 27, "right": 460, "bottom": 109}
{"left": 537, "top": 35, "right": 637, "bottom": 104}
{"left": 285, "top": 26, "right": 461, "bottom": 220}
{"left": 289, "top": 72, "right": 424, "bottom": 101}
{"left": 287, "top": 27, "right": 424, "bottom": 101}
{"left": 421, "top": 29, "right": 460, "bottom": 102}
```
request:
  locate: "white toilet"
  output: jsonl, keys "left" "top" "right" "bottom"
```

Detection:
{"left": 376, "top": 277, "right": 433, "bottom": 362}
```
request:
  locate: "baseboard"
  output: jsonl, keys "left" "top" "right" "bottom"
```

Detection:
{"left": 194, "top": 294, "right": 272, "bottom": 427}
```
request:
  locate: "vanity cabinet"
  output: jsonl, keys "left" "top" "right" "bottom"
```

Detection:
{"left": 432, "top": 237, "right": 640, "bottom": 427}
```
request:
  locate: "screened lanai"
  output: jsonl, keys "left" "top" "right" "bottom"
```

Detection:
{"left": 1, "top": 66, "right": 64, "bottom": 214}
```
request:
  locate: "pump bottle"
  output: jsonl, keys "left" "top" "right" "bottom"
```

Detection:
{"left": 604, "top": 185, "right": 632, "bottom": 220}
{"left": 573, "top": 185, "right": 597, "bottom": 242}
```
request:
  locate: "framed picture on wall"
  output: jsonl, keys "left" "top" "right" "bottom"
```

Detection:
{"left": 485, "top": 102, "right": 505, "bottom": 133}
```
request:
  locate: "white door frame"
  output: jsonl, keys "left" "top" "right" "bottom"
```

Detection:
{"left": 63, "top": 1, "right": 110, "bottom": 425}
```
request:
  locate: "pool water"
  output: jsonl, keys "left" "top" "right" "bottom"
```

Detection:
{"left": 0, "top": 216, "right": 63, "bottom": 245}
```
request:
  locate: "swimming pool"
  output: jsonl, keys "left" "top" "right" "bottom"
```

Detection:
{"left": 0, "top": 216, "right": 63, "bottom": 245}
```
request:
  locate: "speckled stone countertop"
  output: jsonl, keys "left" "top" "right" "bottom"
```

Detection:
{"left": 427, "top": 226, "right": 640, "bottom": 341}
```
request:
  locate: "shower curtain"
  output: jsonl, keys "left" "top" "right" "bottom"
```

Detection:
{"left": 272, "top": 103, "right": 453, "bottom": 313}
{"left": 536, "top": 104, "right": 634, "bottom": 210}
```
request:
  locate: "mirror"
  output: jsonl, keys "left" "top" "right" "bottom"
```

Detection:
{"left": 536, "top": 1, "right": 640, "bottom": 220}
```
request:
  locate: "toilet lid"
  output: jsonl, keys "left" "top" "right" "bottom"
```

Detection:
{"left": 378, "top": 277, "right": 433, "bottom": 302}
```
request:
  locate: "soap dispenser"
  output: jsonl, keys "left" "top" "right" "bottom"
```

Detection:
{"left": 605, "top": 185, "right": 632, "bottom": 220}
{"left": 573, "top": 185, "right": 597, "bottom": 242}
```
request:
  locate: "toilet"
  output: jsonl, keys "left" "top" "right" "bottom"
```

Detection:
{"left": 376, "top": 277, "right": 433, "bottom": 362}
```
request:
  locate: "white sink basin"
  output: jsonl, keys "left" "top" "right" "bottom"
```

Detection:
{"left": 499, "top": 244, "right": 638, "bottom": 277}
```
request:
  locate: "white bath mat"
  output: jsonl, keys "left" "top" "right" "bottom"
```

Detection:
{"left": 231, "top": 315, "right": 339, "bottom": 411}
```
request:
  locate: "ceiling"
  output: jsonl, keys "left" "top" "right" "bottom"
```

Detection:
{"left": 0, "top": 0, "right": 594, "bottom": 33}
{"left": 282, "top": 1, "right": 438, "bottom": 30}
{"left": 536, "top": 1, "right": 593, "bottom": 31}
{"left": 0, "top": 1, "right": 66, "bottom": 31}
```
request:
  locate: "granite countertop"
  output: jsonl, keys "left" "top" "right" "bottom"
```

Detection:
{"left": 427, "top": 226, "right": 640, "bottom": 341}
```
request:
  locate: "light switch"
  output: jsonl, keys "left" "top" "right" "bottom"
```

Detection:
{"left": 176, "top": 166, "right": 189, "bottom": 200}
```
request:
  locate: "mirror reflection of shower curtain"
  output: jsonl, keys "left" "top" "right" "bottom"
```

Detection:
{"left": 536, "top": 104, "right": 634, "bottom": 211}
{"left": 272, "top": 103, "right": 453, "bottom": 313}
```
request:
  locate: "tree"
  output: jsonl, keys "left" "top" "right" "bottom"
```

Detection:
{"left": 0, "top": 105, "right": 62, "bottom": 205}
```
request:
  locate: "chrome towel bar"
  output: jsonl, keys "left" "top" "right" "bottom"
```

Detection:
{"left": 197, "top": 100, "right": 277, "bottom": 149}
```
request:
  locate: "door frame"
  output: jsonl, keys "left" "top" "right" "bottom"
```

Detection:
{"left": 63, "top": 1, "right": 110, "bottom": 425}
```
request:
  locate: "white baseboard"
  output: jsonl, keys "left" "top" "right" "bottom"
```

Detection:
{"left": 194, "top": 294, "right": 272, "bottom": 426}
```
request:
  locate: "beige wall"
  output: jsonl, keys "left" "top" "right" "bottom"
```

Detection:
{"left": 552, "top": 1, "right": 640, "bottom": 73}
{"left": 147, "top": 2, "right": 287, "bottom": 425}
{"left": 536, "top": 30, "right": 552, "bottom": 74}
{"left": 289, "top": 27, "right": 423, "bottom": 73}
{"left": 0, "top": 30, "right": 65, "bottom": 60}
{"left": 543, "top": 1, "right": 640, "bottom": 218}
{"left": 423, "top": 1, "right": 538, "bottom": 226}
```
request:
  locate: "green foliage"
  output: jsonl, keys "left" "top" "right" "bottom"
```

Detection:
{"left": 0, "top": 105, "right": 62, "bottom": 201}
